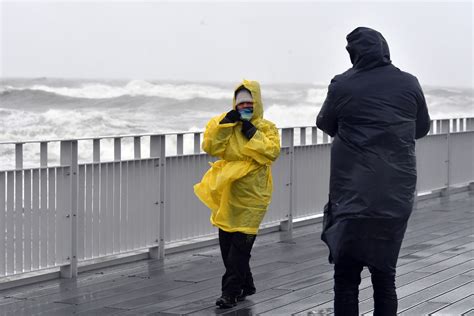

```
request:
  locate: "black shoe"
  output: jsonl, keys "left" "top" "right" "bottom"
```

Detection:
{"left": 215, "top": 296, "right": 237, "bottom": 309}
{"left": 236, "top": 289, "right": 256, "bottom": 301}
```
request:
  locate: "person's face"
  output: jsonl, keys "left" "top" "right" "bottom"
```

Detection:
{"left": 236, "top": 102, "right": 253, "bottom": 111}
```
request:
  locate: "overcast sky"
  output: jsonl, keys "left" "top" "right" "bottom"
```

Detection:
{"left": 1, "top": 1, "right": 473, "bottom": 87}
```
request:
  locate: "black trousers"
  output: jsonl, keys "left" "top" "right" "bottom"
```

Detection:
{"left": 334, "top": 260, "right": 397, "bottom": 316}
{"left": 218, "top": 229, "right": 256, "bottom": 297}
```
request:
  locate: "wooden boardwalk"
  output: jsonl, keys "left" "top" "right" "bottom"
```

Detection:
{"left": 0, "top": 191, "right": 473, "bottom": 315}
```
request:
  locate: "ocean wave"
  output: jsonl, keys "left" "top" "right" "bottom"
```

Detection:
{"left": 305, "top": 88, "right": 328, "bottom": 104}
{"left": 1, "top": 80, "right": 232, "bottom": 100}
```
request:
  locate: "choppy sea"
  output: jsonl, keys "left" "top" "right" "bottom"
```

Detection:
{"left": 1, "top": 78, "right": 472, "bottom": 169}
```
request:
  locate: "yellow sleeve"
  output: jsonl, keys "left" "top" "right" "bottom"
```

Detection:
{"left": 241, "top": 121, "right": 281, "bottom": 165}
{"left": 202, "top": 114, "right": 238, "bottom": 158}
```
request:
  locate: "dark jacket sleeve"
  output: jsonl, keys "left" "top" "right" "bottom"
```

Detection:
{"left": 414, "top": 80, "right": 430, "bottom": 139}
{"left": 316, "top": 80, "right": 339, "bottom": 137}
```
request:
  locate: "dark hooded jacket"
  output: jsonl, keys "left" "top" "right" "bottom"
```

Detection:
{"left": 316, "top": 27, "right": 430, "bottom": 272}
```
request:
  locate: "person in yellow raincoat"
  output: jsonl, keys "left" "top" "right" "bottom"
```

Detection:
{"left": 194, "top": 80, "right": 280, "bottom": 308}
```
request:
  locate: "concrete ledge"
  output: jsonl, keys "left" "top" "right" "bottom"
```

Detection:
{"left": 78, "top": 251, "right": 151, "bottom": 273}
{"left": 0, "top": 270, "right": 60, "bottom": 291}
{"left": 416, "top": 182, "right": 473, "bottom": 201}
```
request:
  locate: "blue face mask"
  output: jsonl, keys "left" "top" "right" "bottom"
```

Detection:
{"left": 239, "top": 108, "right": 253, "bottom": 121}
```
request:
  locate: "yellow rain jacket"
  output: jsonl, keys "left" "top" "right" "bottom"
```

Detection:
{"left": 194, "top": 80, "right": 281, "bottom": 235}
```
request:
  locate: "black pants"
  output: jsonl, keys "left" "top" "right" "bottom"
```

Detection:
{"left": 218, "top": 229, "right": 256, "bottom": 297}
{"left": 334, "top": 261, "right": 397, "bottom": 316}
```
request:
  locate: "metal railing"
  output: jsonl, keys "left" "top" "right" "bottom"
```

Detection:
{"left": 0, "top": 117, "right": 473, "bottom": 283}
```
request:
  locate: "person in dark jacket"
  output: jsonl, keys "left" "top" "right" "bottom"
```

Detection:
{"left": 316, "top": 27, "right": 430, "bottom": 316}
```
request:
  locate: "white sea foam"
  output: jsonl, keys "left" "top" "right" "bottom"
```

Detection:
{"left": 305, "top": 88, "right": 328, "bottom": 104}
{"left": 3, "top": 80, "right": 232, "bottom": 100}
{"left": 0, "top": 79, "right": 472, "bottom": 170}
{"left": 265, "top": 103, "right": 319, "bottom": 128}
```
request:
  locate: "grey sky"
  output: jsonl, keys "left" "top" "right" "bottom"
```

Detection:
{"left": 1, "top": 1, "right": 473, "bottom": 87}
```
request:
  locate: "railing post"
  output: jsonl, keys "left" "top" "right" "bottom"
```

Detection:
{"left": 150, "top": 135, "right": 166, "bottom": 259}
{"left": 440, "top": 119, "right": 450, "bottom": 134}
{"left": 134, "top": 137, "right": 141, "bottom": 159}
{"left": 60, "top": 140, "right": 78, "bottom": 278}
{"left": 177, "top": 134, "right": 184, "bottom": 156}
{"left": 441, "top": 128, "right": 451, "bottom": 197}
{"left": 93, "top": 139, "right": 100, "bottom": 163}
{"left": 312, "top": 127, "right": 318, "bottom": 145}
{"left": 15, "top": 144, "right": 23, "bottom": 170}
{"left": 194, "top": 133, "right": 201, "bottom": 154}
{"left": 300, "top": 128, "right": 306, "bottom": 146}
{"left": 452, "top": 119, "right": 458, "bottom": 133}
{"left": 467, "top": 118, "right": 474, "bottom": 131}
{"left": 40, "top": 142, "right": 48, "bottom": 167}
{"left": 281, "top": 128, "right": 294, "bottom": 235}
{"left": 322, "top": 132, "right": 329, "bottom": 144}
{"left": 114, "top": 138, "right": 121, "bottom": 161}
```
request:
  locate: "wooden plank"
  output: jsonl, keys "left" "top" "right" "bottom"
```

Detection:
{"left": 29, "top": 254, "right": 289, "bottom": 315}
{"left": 295, "top": 271, "right": 432, "bottom": 316}
{"left": 0, "top": 172, "right": 5, "bottom": 276}
{"left": 110, "top": 263, "right": 287, "bottom": 312}
{"left": 361, "top": 273, "right": 474, "bottom": 314}
{"left": 259, "top": 292, "right": 334, "bottom": 316}
{"left": 105, "top": 258, "right": 314, "bottom": 314}
{"left": 23, "top": 170, "right": 32, "bottom": 272}
{"left": 398, "top": 283, "right": 474, "bottom": 315}
{"left": 401, "top": 301, "right": 449, "bottom": 315}
{"left": 429, "top": 282, "right": 474, "bottom": 303}
{"left": 464, "top": 309, "right": 474, "bottom": 316}
{"left": 47, "top": 168, "right": 56, "bottom": 266}
{"left": 432, "top": 295, "right": 474, "bottom": 315}
{"left": 175, "top": 289, "right": 293, "bottom": 315}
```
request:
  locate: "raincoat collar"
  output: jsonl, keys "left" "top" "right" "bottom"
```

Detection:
{"left": 233, "top": 80, "right": 263, "bottom": 121}
{"left": 346, "top": 27, "right": 392, "bottom": 71}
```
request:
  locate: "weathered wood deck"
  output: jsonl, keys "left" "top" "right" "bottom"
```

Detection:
{"left": 0, "top": 191, "right": 473, "bottom": 315}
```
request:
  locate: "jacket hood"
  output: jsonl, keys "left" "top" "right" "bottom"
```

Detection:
{"left": 233, "top": 79, "right": 263, "bottom": 121}
{"left": 346, "top": 27, "right": 391, "bottom": 70}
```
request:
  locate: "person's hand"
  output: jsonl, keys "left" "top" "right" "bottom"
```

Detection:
{"left": 220, "top": 110, "right": 241, "bottom": 124}
{"left": 241, "top": 120, "right": 257, "bottom": 139}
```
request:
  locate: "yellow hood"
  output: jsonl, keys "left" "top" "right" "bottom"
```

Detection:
{"left": 233, "top": 79, "right": 263, "bottom": 121}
